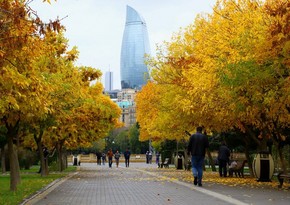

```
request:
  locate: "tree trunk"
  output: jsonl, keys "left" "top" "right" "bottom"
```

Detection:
{"left": 244, "top": 141, "right": 254, "bottom": 177}
{"left": 7, "top": 135, "right": 20, "bottom": 191}
{"left": 37, "top": 141, "right": 49, "bottom": 177}
{"left": 63, "top": 148, "right": 68, "bottom": 169}
{"left": 1, "top": 147, "right": 6, "bottom": 173}
{"left": 34, "top": 131, "right": 49, "bottom": 177}
{"left": 62, "top": 148, "right": 67, "bottom": 171}
{"left": 56, "top": 141, "right": 65, "bottom": 172}
{"left": 257, "top": 137, "right": 268, "bottom": 152}
{"left": 206, "top": 150, "right": 216, "bottom": 172}
{"left": 62, "top": 153, "right": 66, "bottom": 171}
{"left": 58, "top": 143, "right": 62, "bottom": 172}
{"left": 277, "top": 144, "right": 287, "bottom": 174}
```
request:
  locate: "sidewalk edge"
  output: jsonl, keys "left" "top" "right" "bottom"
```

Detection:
{"left": 20, "top": 172, "right": 79, "bottom": 205}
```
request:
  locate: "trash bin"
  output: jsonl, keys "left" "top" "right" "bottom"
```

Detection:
{"left": 252, "top": 151, "right": 274, "bottom": 182}
{"left": 175, "top": 154, "right": 184, "bottom": 170}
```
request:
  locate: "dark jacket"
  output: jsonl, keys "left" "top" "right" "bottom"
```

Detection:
{"left": 187, "top": 132, "right": 209, "bottom": 157}
{"left": 218, "top": 145, "right": 230, "bottom": 161}
{"left": 124, "top": 150, "right": 131, "bottom": 159}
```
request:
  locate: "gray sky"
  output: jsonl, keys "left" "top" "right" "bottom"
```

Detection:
{"left": 30, "top": 0, "right": 216, "bottom": 89}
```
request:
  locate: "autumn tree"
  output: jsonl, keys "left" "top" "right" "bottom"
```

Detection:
{"left": 0, "top": 0, "right": 63, "bottom": 190}
{"left": 40, "top": 67, "right": 122, "bottom": 171}
{"left": 137, "top": 0, "right": 289, "bottom": 172}
{"left": 21, "top": 31, "right": 82, "bottom": 175}
{"left": 0, "top": 0, "right": 122, "bottom": 190}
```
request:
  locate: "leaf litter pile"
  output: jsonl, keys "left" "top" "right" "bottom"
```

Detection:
{"left": 142, "top": 167, "right": 290, "bottom": 191}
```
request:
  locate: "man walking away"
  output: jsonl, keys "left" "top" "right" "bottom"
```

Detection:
{"left": 217, "top": 141, "right": 230, "bottom": 177}
{"left": 187, "top": 126, "right": 209, "bottom": 187}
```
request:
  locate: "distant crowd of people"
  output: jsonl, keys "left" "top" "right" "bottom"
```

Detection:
{"left": 90, "top": 127, "right": 240, "bottom": 188}
{"left": 96, "top": 148, "right": 132, "bottom": 168}
{"left": 95, "top": 148, "right": 162, "bottom": 168}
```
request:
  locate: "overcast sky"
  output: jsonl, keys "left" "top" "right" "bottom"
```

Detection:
{"left": 30, "top": 0, "right": 216, "bottom": 89}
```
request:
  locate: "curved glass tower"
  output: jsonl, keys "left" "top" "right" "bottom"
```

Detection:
{"left": 120, "top": 6, "right": 151, "bottom": 89}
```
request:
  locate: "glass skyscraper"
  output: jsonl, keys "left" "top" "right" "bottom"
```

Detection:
{"left": 120, "top": 6, "right": 151, "bottom": 89}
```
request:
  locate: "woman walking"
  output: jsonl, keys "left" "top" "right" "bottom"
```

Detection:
{"left": 114, "top": 150, "right": 121, "bottom": 168}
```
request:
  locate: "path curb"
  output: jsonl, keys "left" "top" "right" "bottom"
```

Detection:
{"left": 20, "top": 172, "right": 79, "bottom": 205}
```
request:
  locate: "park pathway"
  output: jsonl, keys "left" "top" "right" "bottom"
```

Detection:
{"left": 24, "top": 163, "right": 289, "bottom": 205}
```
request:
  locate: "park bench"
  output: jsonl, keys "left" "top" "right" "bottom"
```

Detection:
{"left": 229, "top": 160, "right": 247, "bottom": 178}
{"left": 135, "top": 155, "right": 141, "bottom": 159}
{"left": 158, "top": 158, "right": 170, "bottom": 168}
{"left": 277, "top": 172, "right": 290, "bottom": 189}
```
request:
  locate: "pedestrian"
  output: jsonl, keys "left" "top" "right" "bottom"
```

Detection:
{"left": 96, "top": 152, "right": 101, "bottom": 165}
{"left": 217, "top": 141, "right": 230, "bottom": 177}
{"left": 124, "top": 148, "right": 131, "bottom": 167}
{"left": 101, "top": 152, "right": 106, "bottom": 165}
{"left": 187, "top": 126, "right": 209, "bottom": 187}
{"left": 146, "top": 151, "right": 149, "bottom": 164}
{"left": 156, "top": 152, "right": 160, "bottom": 165}
{"left": 107, "top": 148, "right": 114, "bottom": 168}
{"left": 228, "top": 160, "right": 238, "bottom": 177}
{"left": 148, "top": 151, "right": 152, "bottom": 164}
{"left": 114, "top": 150, "right": 121, "bottom": 168}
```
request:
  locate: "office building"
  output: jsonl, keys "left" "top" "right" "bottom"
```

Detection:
{"left": 116, "top": 89, "right": 137, "bottom": 127}
{"left": 105, "top": 71, "right": 113, "bottom": 91}
{"left": 120, "top": 5, "right": 151, "bottom": 90}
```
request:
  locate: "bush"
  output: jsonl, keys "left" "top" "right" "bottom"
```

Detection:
{"left": 18, "top": 148, "right": 38, "bottom": 170}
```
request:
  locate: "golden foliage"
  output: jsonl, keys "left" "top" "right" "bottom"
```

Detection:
{"left": 137, "top": 0, "right": 290, "bottom": 145}
{"left": 0, "top": 0, "right": 122, "bottom": 150}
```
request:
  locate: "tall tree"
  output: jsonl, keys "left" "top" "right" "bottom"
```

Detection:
{"left": 0, "top": 0, "right": 62, "bottom": 191}
{"left": 137, "top": 0, "right": 289, "bottom": 173}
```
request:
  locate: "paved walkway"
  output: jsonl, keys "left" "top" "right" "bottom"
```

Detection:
{"left": 23, "top": 163, "right": 289, "bottom": 205}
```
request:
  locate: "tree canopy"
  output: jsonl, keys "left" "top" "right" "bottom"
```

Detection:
{"left": 0, "top": 0, "right": 122, "bottom": 191}
{"left": 136, "top": 0, "right": 289, "bottom": 149}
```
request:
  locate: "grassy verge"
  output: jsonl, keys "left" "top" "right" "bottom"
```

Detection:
{"left": 0, "top": 165, "right": 77, "bottom": 205}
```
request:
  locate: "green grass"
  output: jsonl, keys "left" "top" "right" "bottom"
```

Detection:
{"left": 205, "top": 166, "right": 251, "bottom": 173}
{"left": 0, "top": 166, "right": 77, "bottom": 205}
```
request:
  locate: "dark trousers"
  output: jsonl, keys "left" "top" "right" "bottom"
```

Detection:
{"left": 108, "top": 157, "right": 113, "bottom": 168}
{"left": 125, "top": 158, "right": 130, "bottom": 167}
{"left": 218, "top": 160, "right": 228, "bottom": 177}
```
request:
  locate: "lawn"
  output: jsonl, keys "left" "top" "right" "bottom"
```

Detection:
{"left": 0, "top": 166, "right": 76, "bottom": 205}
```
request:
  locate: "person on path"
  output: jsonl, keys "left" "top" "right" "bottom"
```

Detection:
{"left": 228, "top": 160, "right": 238, "bottom": 177}
{"left": 114, "top": 150, "right": 121, "bottom": 168}
{"left": 107, "top": 149, "right": 114, "bottom": 168}
{"left": 187, "top": 126, "right": 209, "bottom": 187}
{"left": 124, "top": 148, "right": 131, "bottom": 167}
{"left": 148, "top": 151, "right": 152, "bottom": 164}
{"left": 96, "top": 152, "right": 101, "bottom": 165}
{"left": 217, "top": 141, "right": 231, "bottom": 177}
{"left": 156, "top": 152, "right": 160, "bottom": 165}
{"left": 101, "top": 152, "right": 106, "bottom": 165}
{"left": 146, "top": 151, "right": 149, "bottom": 164}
